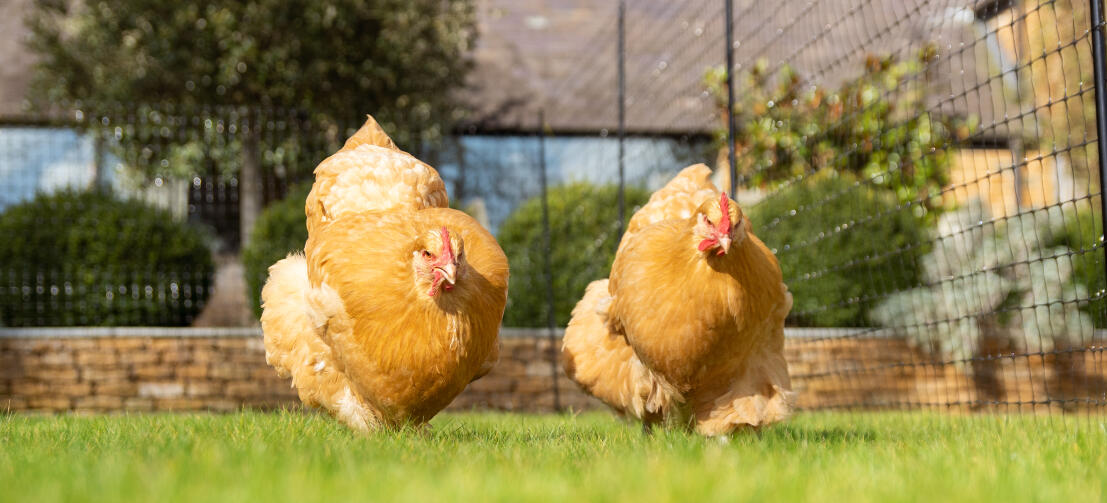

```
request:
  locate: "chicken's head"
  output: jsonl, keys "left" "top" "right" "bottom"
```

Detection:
{"left": 413, "top": 226, "right": 465, "bottom": 297}
{"left": 692, "top": 192, "right": 745, "bottom": 256}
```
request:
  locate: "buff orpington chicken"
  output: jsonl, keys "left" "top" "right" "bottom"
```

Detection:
{"left": 261, "top": 116, "right": 508, "bottom": 431}
{"left": 562, "top": 164, "right": 792, "bottom": 436}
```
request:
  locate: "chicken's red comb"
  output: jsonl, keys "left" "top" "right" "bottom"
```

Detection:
{"left": 438, "top": 226, "right": 455, "bottom": 263}
{"left": 717, "top": 192, "right": 731, "bottom": 231}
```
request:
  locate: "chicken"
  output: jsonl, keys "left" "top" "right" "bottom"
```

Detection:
{"left": 304, "top": 115, "right": 448, "bottom": 235}
{"left": 261, "top": 116, "right": 508, "bottom": 431}
{"left": 562, "top": 164, "right": 792, "bottom": 435}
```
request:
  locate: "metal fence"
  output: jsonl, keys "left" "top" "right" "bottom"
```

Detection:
{"left": 1, "top": 0, "right": 1105, "bottom": 415}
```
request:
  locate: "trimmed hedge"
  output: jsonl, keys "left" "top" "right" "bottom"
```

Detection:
{"left": 242, "top": 183, "right": 311, "bottom": 318}
{"left": 499, "top": 182, "right": 649, "bottom": 327}
{"left": 749, "top": 172, "right": 927, "bottom": 327}
{"left": 0, "top": 189, "right": 214, "bottom": 326}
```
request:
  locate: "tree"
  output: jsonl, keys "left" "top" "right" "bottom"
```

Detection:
{"left": 26, "top": 0, "right": 476, "bottom": 246}
{"left": 705, "top": 49, "right": 974, "bottom": 225}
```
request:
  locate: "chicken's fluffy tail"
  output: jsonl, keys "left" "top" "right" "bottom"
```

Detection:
{"left": 260, "top": 254, "right": 379, "bottom": 431}
{"left": 561, "top": 280, "right": 681, "bottom": 422}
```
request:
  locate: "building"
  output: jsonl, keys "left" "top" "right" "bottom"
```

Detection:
{"left": 0, "top": 0, "right": 1092, "bottom": 228}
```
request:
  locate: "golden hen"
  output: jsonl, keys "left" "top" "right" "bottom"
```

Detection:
{"left": 261, "top": 116, "right": 508, "bottom": 431}
{"left": 562, "top": 164, "right": 792, "bottom": 435}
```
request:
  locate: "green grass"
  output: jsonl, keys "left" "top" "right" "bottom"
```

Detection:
{"left": 1, "top": 411, "right": 1104, "bottom": 502}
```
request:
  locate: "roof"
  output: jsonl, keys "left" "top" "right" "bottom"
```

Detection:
{"left": 467, "top": 0, "right": 1016, "bottom": 138}
{"left": 0, "top": 0, "right": 1017, "bottom": 138}
{"left": 0, "top": 0, "right": 36, "bottom": 120}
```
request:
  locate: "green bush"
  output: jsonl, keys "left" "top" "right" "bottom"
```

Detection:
{"left": 749, "top": 172, "right": 927, "bottom": 327}
{"left": 0, "top": 189, "right": 214, "bottom": 326}
{"left": 242, "top": 184, "right": 311, "bottom": 318}
{"left": 499, "top": 182, "right": 649, "bottom": 327}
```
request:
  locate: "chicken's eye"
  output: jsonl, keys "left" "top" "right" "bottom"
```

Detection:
{"left": 422, "top": 250, "right": 433, "bottom": 259}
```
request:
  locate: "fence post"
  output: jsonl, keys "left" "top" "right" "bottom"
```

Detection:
{"left": 1091, "top": 0, "right": 1107, "bottom": 291}
{"left": 724, "top": 0, "right": 738, "bottom": 195}
{"left": 617, "top": 0, "right": 627, "bottom": 246}
{"left": 240, "top": 109, "right": 262, "bottom": 249}
{"left": 537, "top": 108, "right": 561, "bottom": 412}
{"left": 92, "top": 132, "right": 107, "bottom": 190}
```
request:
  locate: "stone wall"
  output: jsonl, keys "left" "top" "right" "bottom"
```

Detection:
{"left": 0, "top": 332, "right": 297, "bottom": 412}
{"left": 788, "top": 336, "right": 1107, "bottom": 413}
{"left": 2, "top": 328, "right": 1104, "bottom": 414}
{"left": 0, "top": 329, "right": 599, "bottom": 414}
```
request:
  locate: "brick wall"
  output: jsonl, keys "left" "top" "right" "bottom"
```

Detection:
{"left": 2, "top": 328, "right": 1103, "bottom": 414}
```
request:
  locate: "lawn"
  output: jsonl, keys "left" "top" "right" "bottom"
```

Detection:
{"left": 1, "top": 411, "right": 1104, "bottom": 502}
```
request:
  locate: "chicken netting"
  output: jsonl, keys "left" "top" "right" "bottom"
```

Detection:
{"left": 0, "top": 0, "right": 1105, "bottom": 416}
{"left": 514, "top": 0, "right": 1107, "bottom": 415}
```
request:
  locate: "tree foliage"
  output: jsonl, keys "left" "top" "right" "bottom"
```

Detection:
{"left": 706, "top": 50, "right": 973, "bottom": 224}
{"left": 27, "top": 0, "right": 476, "bottom": 151}
{"left": 26, "top": 0, "right": 478, "bottom": 246}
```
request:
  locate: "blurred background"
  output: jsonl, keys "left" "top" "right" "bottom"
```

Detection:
{"left": 0, "top": 0, "right": 1104, "bottom": 415}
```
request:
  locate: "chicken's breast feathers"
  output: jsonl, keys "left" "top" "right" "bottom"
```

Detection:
{"left": 606, "top": 210, "right": 794, "bottom": 432}
{"left": 693, "top": 283, "right": 793, "bottom": 435}
{"left": 304, "top": 208, "right": 507, "bottom": 424}
{"left": 472, "top": 341, "right": 500, "bottom": 383}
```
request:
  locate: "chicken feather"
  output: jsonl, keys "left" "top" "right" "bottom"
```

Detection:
{"left": 564, "top": 164, "right": 793, "bottom": 435}
{"left": 262, "top": 116, "right": 506, "bottom": 430}
{"left": 305, "top": 116, "right": 448, "bottom": 234}
{"left": 561, "top": 279, "right": 680, "bottom": 424}
{"left": 302, "top": 209, "right": 508, "bottom": 425}
{"left": 261, "top": 254, "right": 378, "bottom": 431}
{"left": 616, "top": 163, "right": 717, "bottom": 254}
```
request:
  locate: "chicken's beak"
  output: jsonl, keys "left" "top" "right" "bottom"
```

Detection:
{"left": 435, "top": 263, "right": 458, "bottom": 286}
{"left": 717, "top": 235, "right": 732, "bottom": 255}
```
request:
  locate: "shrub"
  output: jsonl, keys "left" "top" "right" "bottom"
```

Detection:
{"left": 499, "top": 182, "right": 649, "bottom": 327}
{"left": 749, "top": 172, "right": 927, "bottom": 327}
{"left": 242, "top": 183, "right": 312, "bottom": 319}
{"left": 0, "top": 189, "right": 214, "bottom": 326}
{"left": 871, "top": 200, "right": 1092, "bottom": 361}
